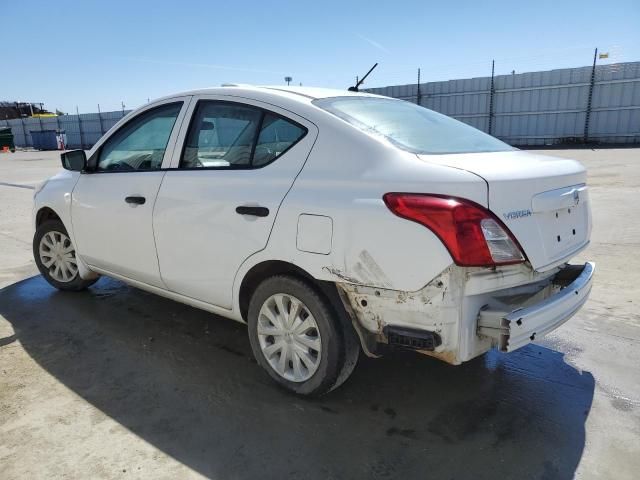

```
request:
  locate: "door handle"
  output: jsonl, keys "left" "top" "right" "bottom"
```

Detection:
{"left": 125, "top": 196, "right": 146, "bottom": 205}
{"left": 235, "top": 205, "right": 269, "bottom": 217}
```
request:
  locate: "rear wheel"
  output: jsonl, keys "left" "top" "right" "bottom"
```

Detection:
{"left": 33, "top": 220, "right": 98, "bottom": 291}
{"left": 247, "top": 275, "right": 359, "bottom": 396}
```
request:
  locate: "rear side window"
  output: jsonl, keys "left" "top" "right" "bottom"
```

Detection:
{"left": 180, "top": 101, "right": 307, "bottom": 169}
{"left": 96, "top": 102, "right": 182, "bottom": 171}
{"left": 253, "top": 113, "right": 306, "bottom": 167}
{"left": 182, "top": 102, "right": 261, "bottom": 168}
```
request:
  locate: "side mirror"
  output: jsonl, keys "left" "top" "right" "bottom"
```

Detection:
{"left": 61, "top": 150, "right": 87, "bottom": 171}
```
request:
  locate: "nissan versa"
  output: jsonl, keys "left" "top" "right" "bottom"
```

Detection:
{"left": 32, "top": 86, "right": 594, "bottom": 395}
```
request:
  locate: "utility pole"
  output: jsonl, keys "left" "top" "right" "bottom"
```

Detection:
{"left": 76, "top": 106, "right": 84, "bottom": 149}
{"left": 97, "top": 104, "right": 104, "bottom": 136}
{"left": 488, "top": 60, "right": 496, "bottom": 135}
{"left": 416, "top": 68, "right": 422, "bottom": 105}
{"left": 584, "top": 47, "right": 598, "bottom": 143}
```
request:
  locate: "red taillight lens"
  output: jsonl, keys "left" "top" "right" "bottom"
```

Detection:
{"left": 383, "top": 193, "right": 525, "bottom": 267}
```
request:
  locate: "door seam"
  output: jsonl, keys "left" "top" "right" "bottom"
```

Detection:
{"left": 229, "top": 127, "right": 320, "bottom": 311}
{"left": 151, "top": 171, "right": 170, "bottom": 290}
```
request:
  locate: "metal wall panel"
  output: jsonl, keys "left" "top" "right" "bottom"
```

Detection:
{"left": 366, "top": 62, "right": 640, "bottom": 145}
{"left": 3, "top": 63, "right": 639, "bottom": 148}
{"left": 0, "top": 110, "right": 130, "bottom": 149}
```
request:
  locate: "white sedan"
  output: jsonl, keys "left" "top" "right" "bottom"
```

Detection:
{"left": 32, "top": 86, "right": 594, "bottom": 395}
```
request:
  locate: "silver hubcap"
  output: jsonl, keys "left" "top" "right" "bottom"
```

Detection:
{"left": 39, "top": 231, "right": 78, "bottom": 283}
{"left": 257, "top": 293, "right": 322, "bottom": 382}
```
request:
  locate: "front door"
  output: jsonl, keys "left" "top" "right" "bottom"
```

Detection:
{"left": 71, "top": 99, "right": 188, "bottom": 287}
{"left": 153, "top": 97, "right": 317, "bottom": 309}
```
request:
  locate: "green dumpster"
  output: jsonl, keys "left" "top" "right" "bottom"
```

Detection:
{"left": 0, "top": 127, "right": 15, "bottom": 152}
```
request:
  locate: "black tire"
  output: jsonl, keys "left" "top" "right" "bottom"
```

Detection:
{"left": 247, "top": 275, "right": 359, "bottom": 396}
{"left": 33, "top": 219, "right": 98, "bottom": 291}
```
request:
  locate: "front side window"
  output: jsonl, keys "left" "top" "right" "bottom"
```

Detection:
{"left": 96, "top": 102, "right": 182, "bottom": 171}
{"left": 181, "top": 101, "right": 307, "bottom": 169}
{"left": 313, "top": 96, "right": 515, "bottom": 155}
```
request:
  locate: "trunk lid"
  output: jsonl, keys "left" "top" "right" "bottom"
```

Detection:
{"left": 417, "top": 150, "right": 592, "bottom": 271}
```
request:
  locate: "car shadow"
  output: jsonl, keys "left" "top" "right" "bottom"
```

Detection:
{"left": 0, "top": 275, "right": 595, "bottom": 480}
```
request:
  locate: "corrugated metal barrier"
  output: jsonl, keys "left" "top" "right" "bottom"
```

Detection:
{"left": 2, "top": 62, "right": 638, "bottom": 148}
{"left": 0, "top": 110, "right": 131, "bottom": 149}
{"left": 365, "top": 62, "right": 640, "bottom": 145}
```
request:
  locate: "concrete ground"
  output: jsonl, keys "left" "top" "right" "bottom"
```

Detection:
{"left": 0, "top": 148, "right": 638, "bottom": 479}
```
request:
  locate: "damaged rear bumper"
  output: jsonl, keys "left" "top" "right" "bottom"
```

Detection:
{"left": 477, "top": 262, "right": 594, "bottom": 352}
{"left": 336, "top": 261, "right": 594, "bottom": 364}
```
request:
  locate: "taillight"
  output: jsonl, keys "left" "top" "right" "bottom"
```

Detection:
{"left": 383, "top": 193, "right": 525, "bottom": 267}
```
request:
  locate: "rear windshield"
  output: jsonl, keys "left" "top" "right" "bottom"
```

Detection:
{"left": 313, "top": 96, "right": 515, "bottom": 155}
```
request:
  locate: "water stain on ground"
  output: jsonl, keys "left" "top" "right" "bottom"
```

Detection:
{"left": 383, "top": 407, "right": 397, "bottom": 419}
{"left": 386, "top": 427, "right": 417, "bottom": 439}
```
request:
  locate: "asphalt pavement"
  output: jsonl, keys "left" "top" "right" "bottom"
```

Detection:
{"left": 0, "top": 148, "right": 638, "bottom": 479}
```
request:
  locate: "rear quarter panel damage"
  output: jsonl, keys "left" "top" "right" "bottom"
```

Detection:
{"left": 334, "top": 262, "right": 573, "bottom": 365}
{"left": 336, "top": 266, "right": 464, "bottom": 364}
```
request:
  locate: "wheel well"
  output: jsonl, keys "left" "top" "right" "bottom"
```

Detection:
{"left": 241, "top": 261, "right": 366, "bottom": 359}
{"left": 36, "top": 207, "right": 61, "bottom": 227}
{"left": 239, "top": 260, "right": 333, "bottom": 321}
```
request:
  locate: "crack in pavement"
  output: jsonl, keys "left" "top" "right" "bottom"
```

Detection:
{"left": 0, "top": 182, "right": 35, "bottom": 190}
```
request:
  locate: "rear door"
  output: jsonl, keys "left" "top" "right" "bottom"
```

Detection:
{"left": 71, "top": 98, "right": 190, "bottom": 287}
{"left": 153, "top": 95, "right": 317, "bottom": 309}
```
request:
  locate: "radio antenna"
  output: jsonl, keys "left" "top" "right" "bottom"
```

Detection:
{"left": 348, "top": 63, "right": 378, "bottom": 92}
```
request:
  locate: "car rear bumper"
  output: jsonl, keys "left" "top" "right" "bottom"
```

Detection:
{"left": 337, "top": 261, "right": 594, "bottom": 363}
{"left": 477, "top": 262, "right": 594, "bottom": 352}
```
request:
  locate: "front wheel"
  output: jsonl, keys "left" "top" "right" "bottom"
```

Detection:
{"left": 33, "top": 220, "right": 98, "bottom": 291}
{"left": 247, "top": 275, "right": 359, "bottom": 396}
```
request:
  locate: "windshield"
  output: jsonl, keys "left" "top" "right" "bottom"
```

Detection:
{"left": 313, "top": 96, "right": 515, "bottom": 155}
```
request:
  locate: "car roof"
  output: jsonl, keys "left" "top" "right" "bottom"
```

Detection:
{"left": 160, "top": 85, "right": 383, "bottom": 104}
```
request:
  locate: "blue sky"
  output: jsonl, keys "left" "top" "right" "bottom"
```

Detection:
{"left": 3, "top": 0, "right": 639, "bottom": 113}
